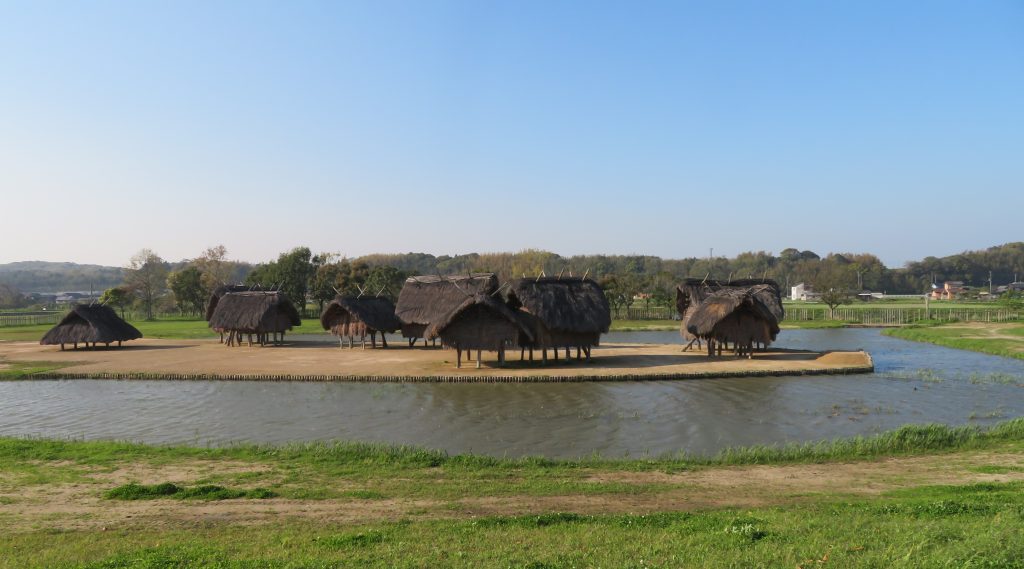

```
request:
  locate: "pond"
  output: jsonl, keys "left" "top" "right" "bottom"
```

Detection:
{"left": 1, "top": 329, "right": 1022, "bottom": 458}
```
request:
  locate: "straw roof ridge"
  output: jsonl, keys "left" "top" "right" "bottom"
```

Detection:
{"left": 676, "top": 278, "right": 784, "bottom": 320}
{"left": 685, "top": 287, "right": 781, "bottom": 338}
{"left": 208, "top": 291, "right": 301, "bottom": 332}
{"left": 507, "top": 277, "right": 611, "bottom": 334}
{"left": 320, "top": 295, "right": 402, "bottom": 332}
{"left": 395, "top": 273, "right": 498, "bottom": 326}
{"left": 425, "top": 293, "right": 533, "bottom": 341}
{"left": 205, "top": 284, "right": 266, "bottom": 321}
{"left": 40, "top": 304, "right": 142, "bottom": 345}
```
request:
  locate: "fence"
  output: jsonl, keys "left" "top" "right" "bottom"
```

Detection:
{"left": 783, "top": 307, "right": 1021, "bottom": 325}
{"left": 0, "top": 312, "right": 63, "bottom": 327}
{"left": 611, "top": 306, "right": 677, "bottom": 320}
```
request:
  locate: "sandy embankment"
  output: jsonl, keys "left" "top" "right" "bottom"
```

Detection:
{"left": 0, "top": 339, "right": 873, "bottom": 382}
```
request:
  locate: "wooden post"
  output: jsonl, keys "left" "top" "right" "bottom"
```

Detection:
{"left": 456, "top": 347, "right": 462, "bottom": 368}
{"left": 476, "top": 350, "right": 481, "bottom": 369}
{"left": 542, "top": 348, "right": 547, "bottom": 365}
{"left": 60, "top": 344, "right": 64, "bottom": 351}
{"left": 381, "top": 334, "right": 388, "bottom": 349}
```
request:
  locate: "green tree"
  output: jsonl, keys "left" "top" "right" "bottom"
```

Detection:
{"left": 124, "top": 249, "right": 169, "bottom": 320}
{"left": 98, "top": 286, "right": 133, "bottom": 319}
{"left": 168, "top": 266, "right": 207, "bottom": 316}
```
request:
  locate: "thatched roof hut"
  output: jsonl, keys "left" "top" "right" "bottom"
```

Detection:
{"left": 684, "top": 285, "right": 782, "bottom": 358}
{"left": 426, "top": 293, "right": 532, "bottom": 368}
{"left": 205, "top": 284, "right": 264, "bottom": 322}
{"left": 208, "top": 291, "right": 301, "bottom": 347}
{"left": 506, "top": 277, "right": 611, "bottom": 362}
{"left": 320, "top": 296, "right": 402, "bottom": 349}
{"left": 676, "top": 278, "right": 784, "bottom": 346}
{"left": 40, "top": 304, "right": 142, "bottom": 350}
{"left": 394, "top": 273, "right": 498, "bottom": 345}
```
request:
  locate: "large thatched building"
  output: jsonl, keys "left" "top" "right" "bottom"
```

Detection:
{"left": 394, "top": 273, "right": 498, "bottom": 346}
{"left": 685, "top": 285, "right": 782, "bottom": 357}
{"left": 676, "top": 278, "right": 784, "bottom": 349}
{"left": 506, "top": 277, "right": 611, "bottom": 363}
{"left": 208, "top": 291, "right": 301, "bottom": 347}
{"left": 320, "top": 295, "right": 402, "bottom": 348}
{"left": 426, "top": 294, "right": 532, "bottom": 368}
{"left": 40, "top": 304, "right": 142, "bottom": 350}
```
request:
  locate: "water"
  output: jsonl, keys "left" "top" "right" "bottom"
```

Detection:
{"left": 1, "top": 329, "right": 1023, "bottom": 458}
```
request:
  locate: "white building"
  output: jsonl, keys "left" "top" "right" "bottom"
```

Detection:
{"left": 790, "top": 283, "right": 820, "bottom": 301}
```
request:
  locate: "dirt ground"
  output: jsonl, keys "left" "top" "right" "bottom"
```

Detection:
{"left": 0, "top": 340, "right": 872, "bottom": 380}
{"left": 3, "top": 450, "right": 1022, "bottom": 532}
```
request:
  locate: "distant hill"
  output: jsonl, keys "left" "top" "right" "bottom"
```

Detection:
{"left": 0, "top": 261, "right": 124, "bottom": 293}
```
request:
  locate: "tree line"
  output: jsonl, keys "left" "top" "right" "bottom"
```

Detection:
{"left": 3, "top": 242, "right": 1022, "bottom": 315}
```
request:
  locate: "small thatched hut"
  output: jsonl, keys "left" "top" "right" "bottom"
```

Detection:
{"left": 208, "top": 291, "right": 301, "bottom": 347}
{"left": 206, "top": 284, "right": 267, "bottom": 342}
{"left": 426, "top": 294, "right": 533, "bottom": 368}
{"left": 319, "top": 296, "right": 402, "bottom": 348}
{"left": 40, "top": 304, "right": 142, "bottom": 350}
{"left": 506, "top": 277, "right": 611, "bottom": 363}
{"left": 684, "top": 285, "right": 782, "bottom": 358}
{"left": 676, "top": 278, "right": 784, "bottom": 350}
{"left": 394, "top": 273, "right": 498, "bottom": 346}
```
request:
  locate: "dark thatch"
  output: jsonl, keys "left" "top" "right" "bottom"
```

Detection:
{"left": 205, "top": 284, "right": 265, "bottom": 322}
{"left": 676, "top": 278, "right": 784, "bottom": 343}
{"left": 426, "top": 293, "right": 533, "bottom": 368}
{"left": 506, "top": 277, "right": 611, "bottom": 354}
{"left": 394, "top": 274, "right": 498, "bottom": 340}
{"left": 40, "top": 304, "right": 142, "bottom": 348}
{"left": 208, "top": 291, "right": 301, "bottom": 346}
{"left": 685, "top": 285, "right": 781, "bottom": 357}
{"left": 320, "top": 296, "right": 402, "bottom": 348}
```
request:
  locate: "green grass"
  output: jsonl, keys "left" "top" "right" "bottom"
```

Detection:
{"left": 4, "top": 481, "right": 1024, "bottom": 568}
{"left": 885, "top": 322, "right": 1024, "bottom": 360}
{"left": 0, "top": 317, "right": 328, "bottom": 342}
{"left": 4, "top": 420, "right": 1024, "bottom": 567}
{"left": 106, "top": 482, "right": 277, "bottom": 501}
{"left": 609, "top": 319, "right": 678, "bottom": 331}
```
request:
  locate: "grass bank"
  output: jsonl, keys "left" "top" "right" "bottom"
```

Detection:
{"left": 885, "top": 321, "right": 1024, "bottom": 360}
{"left": 2, "top": 419, "right": 1024, "bottom": 567}
{"left": 0, "top": 317, "right": 328, "bottom": 342}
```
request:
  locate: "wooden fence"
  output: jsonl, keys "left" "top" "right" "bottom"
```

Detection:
{"left": 0, "top": 312, "right": 63, "bottom": 327}
{"left": 783, "top": 307, "right": 1021, "bottom": 325}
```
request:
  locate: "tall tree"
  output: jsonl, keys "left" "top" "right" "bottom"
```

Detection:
{"left": 168, "top": 266, "right": 207, "bottom": 316}
{"left": 98, "top": 286, "right": 132, "bottom": 319}
{"left": 124, "top": 249, "right": 169, "bottom": 320}
{"left": 194, "top": 245, "right": 234, "bottom": 295}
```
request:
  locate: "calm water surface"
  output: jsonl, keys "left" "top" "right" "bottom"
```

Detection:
{"left": 2, "top": 329, "right": 1023, "bottom": 458}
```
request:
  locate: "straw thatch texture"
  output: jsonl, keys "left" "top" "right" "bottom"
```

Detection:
{"left": 208, "top": 291, "right": 301, "bottom": 335}
{"left": 685, "top": 285, "right": 781, "bottom": 355}
{"left": 506, "top": 277, "right": 611, "bottom": 350}
{"left": 205, "top": 284, "right": 264, "bottom": 322}
{"left": 426, "top": 293, "right": 533, "bottom": 367}
{"left": 320, "top": 296, "right": 401, "bottom": 347}
{"left": 676, "top": 278, "right": 784, "bottom": 342}
{"left": 395, "top": 274, "right": 498, "bottom": 340}
{"left": 40, "top": 304, "right": 142, "bottom": 347}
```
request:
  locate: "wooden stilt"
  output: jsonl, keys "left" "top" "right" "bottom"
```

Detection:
{"left": 381, "top": 334, "right": 388, "bottom": 349}
{"left": 60, "top": 344, "right": 64, "bottom": 351}
{"left": 529, "top": 347, "right": 534, "bottom": 361}
{"left": 456, "top": 347, "right": 462, "bottom": 368}
{"left": 476, "top": 350, "right": 481, "bottom": 369}
{"left": 542, "top": 348, "right": 547, "bottom": 365}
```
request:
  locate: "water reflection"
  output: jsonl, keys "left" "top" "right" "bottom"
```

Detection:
{"left": 1, "top": 329, "right": 1022, "bottom": 458}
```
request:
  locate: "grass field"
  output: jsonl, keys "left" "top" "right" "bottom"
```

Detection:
{"left": 885, "top": 321, "right": 1024, "bottom": 360}
{"left": 0, "top": 317, "right": 330, "bottom": 342}
{"left": 2, "top": 419, "right": 1024, "bottom": 567}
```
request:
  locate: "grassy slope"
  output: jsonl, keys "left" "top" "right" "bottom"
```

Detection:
{"left": 3, "top": 420, "right": 1024, "bottom": 567}
{"left": 885, "top": 322, "right": 1024, "bottom": 360}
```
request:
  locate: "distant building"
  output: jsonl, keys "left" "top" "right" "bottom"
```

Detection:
{"left": 930, "top": 281, "right": 967, "bottom": 301}
{"left": 790, "top": 283, "right": 820, "bottom": 301}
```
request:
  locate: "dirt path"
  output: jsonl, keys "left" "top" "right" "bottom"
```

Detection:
{"left": 4, "top": 450, "right": 1022, "bottom": 532}
{"left": 0, "top": 340, "right": 871, "bottom": 381}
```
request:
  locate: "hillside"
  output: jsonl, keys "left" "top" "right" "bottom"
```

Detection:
{"left": 0, "top": 261, "right": 124, "bottom": 293}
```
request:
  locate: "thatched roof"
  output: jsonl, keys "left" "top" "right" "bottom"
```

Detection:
{"left": 320, "top": 296, "right": 402, "bottom": 332}
{"left": 205, "top": 284, "right": 265, "bottom": 321}
{"left": 425, "top": 293, "right": 533, "bottom": 342}
{"left": 676, "top": 278, "right": 784, "bottom": 321}
{"left": 395, "top": 273, "right": 498, "bottom": 327}
{"left": 208, "top": 291, "right": 301, "bottom": 333}
{"left": 40, "top": 304, "right": 142, "bottom": 345}
{"left": 506, "top": 277, "right": 611, "bottom": 334}
{"left": 685, "top": 285, "right": 781, "bottom": 340}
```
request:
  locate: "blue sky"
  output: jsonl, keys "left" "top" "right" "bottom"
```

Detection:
{"left": 1, "top": 1, "right": 1021, "bottom": 267}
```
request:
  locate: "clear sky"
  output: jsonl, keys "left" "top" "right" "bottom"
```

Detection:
{"left": 1, "top": 1, "right": 1021, "bottom": 268}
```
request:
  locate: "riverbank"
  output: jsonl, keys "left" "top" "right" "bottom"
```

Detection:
{"left": 885, "top": 321, "right": 1024, "bottom": 360}
{"left": 0, "top": 339, "right": 872, "bottom": 382}
{"left": 2, "top": 419, "right": 1023, "bottom": 567}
